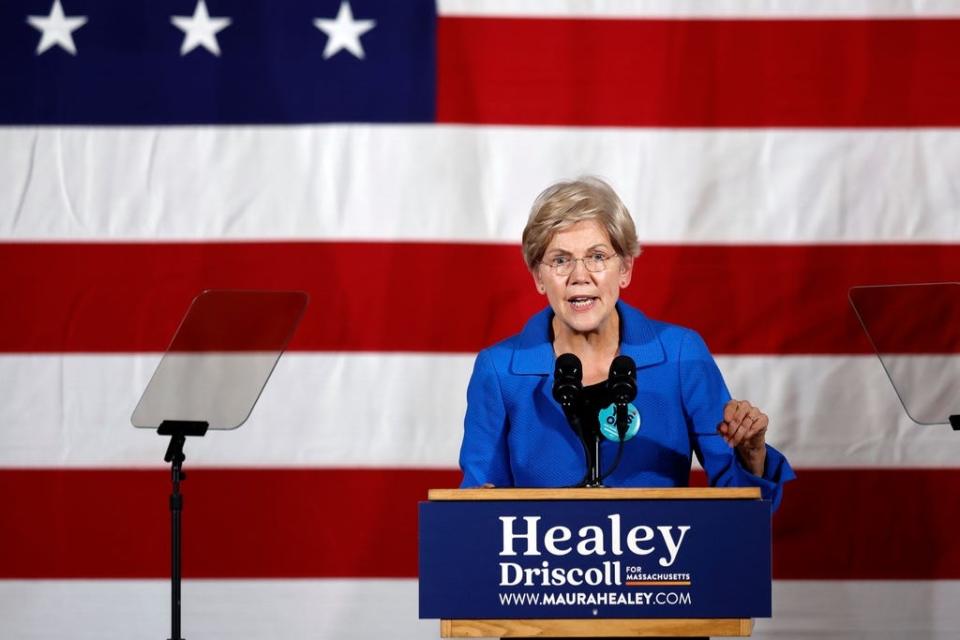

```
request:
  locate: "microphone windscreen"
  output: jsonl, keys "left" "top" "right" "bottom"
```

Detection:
{"left": 555, "top": 353, "right": 583, "bottom": 382}
{"left": 609, "top": 355, "right": 636, "bottom": 379}
{"left": 608, "top": 355, "right": 637, "bottom": 403}
{"left": 552, "top": 353, "right": 583, "bottom": 407}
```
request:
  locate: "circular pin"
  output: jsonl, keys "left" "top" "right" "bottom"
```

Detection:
{"left": 598, "top": 402, "right": 641, "bottom": 442}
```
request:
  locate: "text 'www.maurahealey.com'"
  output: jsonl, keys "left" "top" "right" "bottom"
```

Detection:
{"left": 498, "top": 591, "right": 693, "bottom": 607}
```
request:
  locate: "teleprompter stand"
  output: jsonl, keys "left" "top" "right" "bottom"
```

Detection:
{"left": 131, "top": 290, "right": 308, "bottom": 640}
{"left": 849, "top": 282, "right": 960, "bottom": 430}
{"left": 159, "top": 420, "right": 209, "bottom": 640}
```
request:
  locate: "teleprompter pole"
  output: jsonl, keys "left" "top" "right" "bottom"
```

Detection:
{"left": 159, "top": 420, "right": 209, "bottom": 640}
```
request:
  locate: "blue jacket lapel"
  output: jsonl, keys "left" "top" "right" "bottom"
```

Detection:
{"left": 509, "top": 302, "right": 665, "bottom": 376}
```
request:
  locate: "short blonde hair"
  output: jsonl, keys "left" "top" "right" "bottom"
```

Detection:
{"left": 521, "top": 176, "right": 641, "bottom": 270}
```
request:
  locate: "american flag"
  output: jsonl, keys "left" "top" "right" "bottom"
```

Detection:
{"left": 2, "top": 0, "right": 960, "bottom": 637}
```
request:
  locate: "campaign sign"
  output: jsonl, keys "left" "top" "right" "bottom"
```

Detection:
{"left": 419, "top": 498, "right": 771, "bottom": 619}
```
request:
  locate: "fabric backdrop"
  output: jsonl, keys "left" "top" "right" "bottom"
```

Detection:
{"left": 2, "top": 0, "right": 959, "bottom": 638}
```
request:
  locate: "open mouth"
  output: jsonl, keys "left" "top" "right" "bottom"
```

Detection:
{"left": 568, "top": 296, "right": 599, "bottom": 311}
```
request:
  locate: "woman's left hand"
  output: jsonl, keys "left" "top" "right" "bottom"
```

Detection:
{"left": 718, "top": 399, "right": 768, "bottom": 476}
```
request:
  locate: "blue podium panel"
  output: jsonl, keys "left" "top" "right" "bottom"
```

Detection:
{"left": 419, "top": 498, "right": 771, "bottom": 620}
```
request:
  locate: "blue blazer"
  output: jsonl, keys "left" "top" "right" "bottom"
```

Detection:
{"left": 459, "top": 302, "right": 795, "bottom": 509}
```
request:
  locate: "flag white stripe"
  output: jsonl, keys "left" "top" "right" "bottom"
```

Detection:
{"left": 438, "top": 0, "right": 960, "bottom": 18}
{"left": 766, "top": 580, "right": 960, "bottom": 639}
{"left": 1, "top": 353, "right": 952, "bottom": 469}
{"left": 2, "top": 579, "right": 958, "bottom": 639}
{"left": 3, "top": 126, "right": 959, "bottom": 243}
{"left": 0, "top": 579, "right": 437, "bottom": 640}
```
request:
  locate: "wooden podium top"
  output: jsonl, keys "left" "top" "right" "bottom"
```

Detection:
{"left": 442, "top": 617, "right": 753, "bottom": 637}
{"left": 428, "top": 487, "right": 761, "bottom": 501}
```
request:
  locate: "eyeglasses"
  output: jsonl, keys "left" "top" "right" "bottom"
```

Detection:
{"left": 540, "top": 254, "right": 619, "bottom": 276}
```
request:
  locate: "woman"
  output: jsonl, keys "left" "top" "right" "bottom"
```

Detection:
{"left": 459, "top": 177, "right": 794, "bottom": 508}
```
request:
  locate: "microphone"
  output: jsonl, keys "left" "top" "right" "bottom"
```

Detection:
{"left": 553, "top": 353, "right": 592, "bottom": 486}
{"left": 596, "top": 354, "right": 638, "bottom": 485}
{"left": 552, "top": 353, "right": 583, "bottom": 412}
{"left": 607, "top": 355, "right": 637, "bottom": 441}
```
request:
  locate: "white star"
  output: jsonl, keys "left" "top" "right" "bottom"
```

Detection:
{"left": 27, "top": 0, "right": 88, "bottom": 56}
{"left": 313, "top": 1, "right": 376, "bottom": 60}
{"left": 171, "top": 0, "right": 232, "bottom": 57}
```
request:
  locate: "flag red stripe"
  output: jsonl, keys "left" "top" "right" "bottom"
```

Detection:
{"left": 166, "top": 290, "right": 308, "bottom": 352}
{"left": 849, "top": 283, "right": 960, "bottom": 353}
{"left": 437, "top": 18, "right": 960, "bottom": 127}
{"left": 0, "top": 468, "right": 457, "bottom": 579}
{"left": 1, "top": 468, "right": 957, "bottom": 579}
{"left": 769, "top": 468, "right": 960, "bottom": 579}
{"left": 2, "top": 242, "right": 957, "bottom": 354}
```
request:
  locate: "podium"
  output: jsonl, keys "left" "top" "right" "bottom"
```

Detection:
{"left": 419, "top": 487, "right": 770, "bottom": 638}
